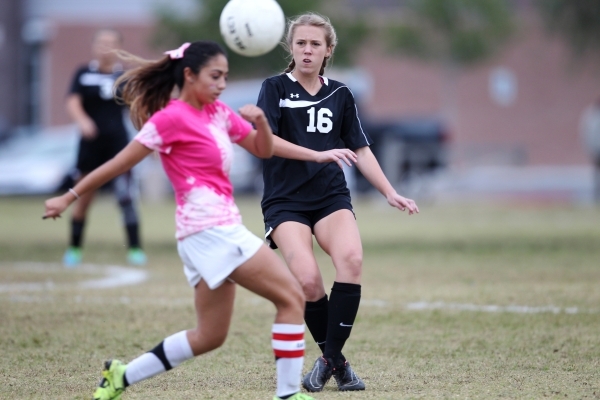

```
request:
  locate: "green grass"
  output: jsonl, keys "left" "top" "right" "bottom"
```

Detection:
{"left": 1, "top": 195, "right": 599, "bottom": 399}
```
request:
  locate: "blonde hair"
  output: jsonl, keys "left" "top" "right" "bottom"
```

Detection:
{"left": 283, "top": 13, "right": 337, "bottom": 76}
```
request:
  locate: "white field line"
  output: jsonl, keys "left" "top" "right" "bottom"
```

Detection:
{"left": 405, "top": 301, "right": 596, "bottom": 314}
{"left": 0, "top": 263, "right": 595, "bottom": 314}
{"left": 3, "top": 294, "right": 597, "bottom": 314}
{"left": 204, "top": 297, "right": 596, "bottom": 315}
{"left": 0, "top": 262, "right": 148, "bottom": 292}
{"left": 78, "top": 265, "right": 147, "bottom": 289}
{"left": 5, "top": 295, "right": 191, "bottom": 305}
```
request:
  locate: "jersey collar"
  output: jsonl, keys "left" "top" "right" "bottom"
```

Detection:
{"left": 89, "top": 60, "right": 123, "bottom": 73}
{"left": 286, "top": 72, "right": 329, "bottom": 86}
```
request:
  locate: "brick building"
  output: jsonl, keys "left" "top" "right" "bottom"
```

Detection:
{"left": 4, "top": 0, "right": 600, "bottom": 169}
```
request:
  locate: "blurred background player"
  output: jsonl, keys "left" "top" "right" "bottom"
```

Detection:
{"left": 579, "top": 97, "right": 600, "bottom": 202}
{"left": 63, "top": 28, "right": 146, "bottom": 267}
{"left": 257, "top": 13, "right": 419, "bottom": 392}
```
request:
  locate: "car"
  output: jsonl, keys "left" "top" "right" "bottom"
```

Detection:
{"left": 355, "top": 116, "right": 451, "bottom": 194}
{"left": 0, "top": 72, "right": 449, "bottom": 198}
{"left": 0, "top": 125, "right": 79, "bottom": 196}
{"left": 220, "top": 75, "right": 451, "bottom": 197}
{"left": 0, "top": 79, "right": 266, "bottom": 197}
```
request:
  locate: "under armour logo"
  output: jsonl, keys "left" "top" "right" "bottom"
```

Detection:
{"left": 290, "top": 93, "right": 299, "bottom": 98}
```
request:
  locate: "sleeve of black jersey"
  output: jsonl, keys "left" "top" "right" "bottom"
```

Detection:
{"left": 256, "top": 78, "right": 282, "bottom": 135}
{"left": 67, "top": 67, "right": 84, "bottom": 96}
{"left": 340, "top": 87, "right": 372, "bottom": 150}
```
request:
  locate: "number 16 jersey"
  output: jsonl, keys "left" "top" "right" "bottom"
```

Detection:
{"left": 257, "top": 73, "right": 372, "bottom": 215}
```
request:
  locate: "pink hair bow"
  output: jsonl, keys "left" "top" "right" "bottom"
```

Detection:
{"left": 164, "top": 42, "right": 191, "bottom": 59}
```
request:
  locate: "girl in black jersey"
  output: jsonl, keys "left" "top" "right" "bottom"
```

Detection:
{"left": 64, "top": 29, "right": 146, "bottom": 267}
{"left": 257, "top": 13, "right": 419, "bottom": 392}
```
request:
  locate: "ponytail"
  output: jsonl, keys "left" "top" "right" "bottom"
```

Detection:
{"left": 116, "top": 55, "right": 177, "bottom": 129}
{"left": 319, "top": 57, "right": 328, "bottom": 76}
{"left": 116, "top": 41, "right": 227, "bottom": 129}
{"left": 284, "top": 59, "right": 296, "bottom": 74}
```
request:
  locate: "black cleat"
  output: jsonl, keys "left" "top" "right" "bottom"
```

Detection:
{"left": 302, "top": 356, "right": 332, "bottom": 392}
{"left": 332, "top": 360, "right": 365, "bottom": 391}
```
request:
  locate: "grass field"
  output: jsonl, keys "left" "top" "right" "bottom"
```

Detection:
{"left": 1, "top": 195, "right": 599, "bottom": 399}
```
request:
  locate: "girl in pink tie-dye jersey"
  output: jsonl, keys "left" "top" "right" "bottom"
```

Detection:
{"left": 43, "top": 41, "right": 313, "bottom": 400}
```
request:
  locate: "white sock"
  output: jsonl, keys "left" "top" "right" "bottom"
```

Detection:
{"left": 125, "top": 330, "right": 194, "bottom": 386}
{"left": 272, "top": 324, "right": 305, "bottom": 398}
{"left": 163, "top": 330, "right": 195, "bottom": 366}
{"left": 124, "top": 352, "right": 164, "bottom": 385}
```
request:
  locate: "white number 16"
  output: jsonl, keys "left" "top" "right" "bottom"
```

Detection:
{"left": 307, "top": 107, "right": 333, "bottom": 133}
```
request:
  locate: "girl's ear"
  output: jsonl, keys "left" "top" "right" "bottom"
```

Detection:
{"left": 183, "top": 67, "right": 195, "bottom": 84}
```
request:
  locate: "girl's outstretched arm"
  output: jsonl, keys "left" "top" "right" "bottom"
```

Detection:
{"left": 271, "top": 135, "right": 358, "bottom": 170}
{"left": 355, "top": 146, "right": 419, "bottom": 215}
{"left": 238, "top": 105, "right": 274, "bottom": 159}
{"left": 44, "top": 141, "right": 152, "bottom": 219}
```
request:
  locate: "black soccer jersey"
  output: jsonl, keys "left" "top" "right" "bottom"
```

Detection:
{"left": 68, "top": 61, "right": 128, "bottom": 138}
{"left": 257, "top": 73, "right": 372, "bottom": 214}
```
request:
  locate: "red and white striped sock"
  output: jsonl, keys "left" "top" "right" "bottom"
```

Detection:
{"left": 272, "top": 323, "right": 305, "bottom": 398}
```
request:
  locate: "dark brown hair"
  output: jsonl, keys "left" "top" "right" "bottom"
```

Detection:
{"left": 116, "top": 41, "right": 227, "bottom": 129}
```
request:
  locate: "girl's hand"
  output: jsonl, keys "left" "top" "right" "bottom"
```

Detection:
{"left": 386, "top": 192, "right": 419, "bottom": 215}
{"left": 315, "top": 149, "right": 358, "bottom": 169}
{"left": 239, "top": 105, "right": 266, "bottom": 124}
{"left": 79, "top": 118, "right": 98, "bottom": 140}
{"left": 43, "top": 194, "right": 72, "bottom": 220}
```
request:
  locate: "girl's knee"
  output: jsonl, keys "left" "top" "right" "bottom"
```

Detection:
{"left": 336, "top": 251, "right": 363, "bottom": 281}
{"left": 273, "top": 280, "right": 305, "bottom": 318}
{"left": 188, "top": 327, "right": 227, "bottom": 352}
{"left": 347, "top": 252, "right": 363, "bottom": 271}
{"left": 297, "top": 276, "right": 324, "bottom": 301}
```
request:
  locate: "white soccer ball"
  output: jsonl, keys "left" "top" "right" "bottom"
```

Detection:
{"left": 219, "top": 0, "right": 285, "bottom": 57}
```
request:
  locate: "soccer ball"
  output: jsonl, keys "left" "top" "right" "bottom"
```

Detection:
{"left": 219, "top": 0, "right": 285, "bottom": 57}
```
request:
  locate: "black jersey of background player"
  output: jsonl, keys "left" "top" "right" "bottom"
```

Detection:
{"left": 258, "top": 73, "right": 372, "bottom": 213}
{"left": 68, "top": 61, "right": 127, "bottom": 138}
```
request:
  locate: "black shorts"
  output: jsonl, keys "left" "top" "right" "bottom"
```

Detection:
{"left": 76, "top": 134, "right": 129, "bottom": 174}
{"left": 264, "top": 198, "right": 354, "bottom": 249}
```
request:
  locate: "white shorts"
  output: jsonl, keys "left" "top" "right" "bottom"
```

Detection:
{"left": 177, "top": 224, "right": 263, "bottom": 290}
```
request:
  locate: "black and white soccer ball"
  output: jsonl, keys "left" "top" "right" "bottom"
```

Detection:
{"left": 219, "top": 0, "right": 285, "bottom": 57}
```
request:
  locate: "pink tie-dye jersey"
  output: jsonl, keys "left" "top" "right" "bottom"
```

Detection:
{"left": 135, "top": 99, "right": 252, "bottom": 239}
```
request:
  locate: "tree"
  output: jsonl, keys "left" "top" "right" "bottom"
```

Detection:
{"left": 536, "top": 0, "right": 600, "bottom": 57}
{"left": 383, "top": 0, "right": 514, "bottom": 123}
{"left": 153, "top": 0, "right": 369, "bottom": 77}
{"left": 536, "top": 0, "right": 600, "bottom": 202}
{"left": 386, "top": 0, "right": 513, "bottom": 66}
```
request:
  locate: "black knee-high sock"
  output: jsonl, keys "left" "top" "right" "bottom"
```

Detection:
{"left": 323, "top": 282, "right": 361, "bottom": 367}
{"left": 125, "top": 223, "right": 141, "bottom": 249}
{"left": 70, "top": 219, "right": 85, "bottom": 248}
{"left": 305, "top": 295, "right": 329, "bottom": 352}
